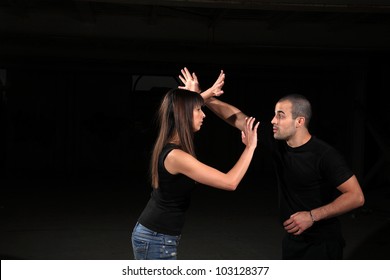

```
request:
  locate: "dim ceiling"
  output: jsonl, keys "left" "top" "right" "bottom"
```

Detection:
{"left": 1, "top": 0, "right": 390, "bottom": 65}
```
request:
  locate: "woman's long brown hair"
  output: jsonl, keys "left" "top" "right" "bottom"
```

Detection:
{"left": 150, "top": 88, "right": 204, "bottom": 189}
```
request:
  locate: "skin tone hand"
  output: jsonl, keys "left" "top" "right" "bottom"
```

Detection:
{"left": 165, "top": 115, "right": 259, "bottom": 191}
{"left": 178, "top": 67, "right": 200, "bottom": 92}
{"left": 283, "top": 175, "right": 364, "bottom": 236}
{"left": 241, "top": 117, "right": 259, "bottom": 150}
{"left": 283, "top": 211, "right": 314, "bottom": 235}
{"left": 201, "top": 70, "right": 225, "bottom": 101}
{"left": 178, "top": 67, "right": 224, "bottom": 100}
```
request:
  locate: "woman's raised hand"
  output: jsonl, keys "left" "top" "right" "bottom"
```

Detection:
{"left": 178, "top": 67, "right": 200, "bottom": 93}
{"left": 241, "top": 117, "right": 260, "bottom": 149}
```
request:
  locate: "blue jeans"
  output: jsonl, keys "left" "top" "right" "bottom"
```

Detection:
{"left": 131, "top": 222, "right": 181, "bottom": 260}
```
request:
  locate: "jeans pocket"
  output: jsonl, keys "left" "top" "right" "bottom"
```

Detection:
{"left": 132, "top": 237, "right": 148, "bottom": 260}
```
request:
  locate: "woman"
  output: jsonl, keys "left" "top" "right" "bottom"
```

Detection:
{"left": 131, "top": 74, "right": 259, "bottom": 260}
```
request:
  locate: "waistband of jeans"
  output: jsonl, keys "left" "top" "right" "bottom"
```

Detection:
{"left": 135, "top": 222, "right": 181, "bottom": 240}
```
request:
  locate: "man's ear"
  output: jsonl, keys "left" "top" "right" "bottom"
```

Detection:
{"left": 296, "top": 116, "right": 305, "bottom": 128}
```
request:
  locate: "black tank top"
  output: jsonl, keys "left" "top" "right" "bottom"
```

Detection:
{"left": 138, "top": 143, "right": 197, "bottom": 235}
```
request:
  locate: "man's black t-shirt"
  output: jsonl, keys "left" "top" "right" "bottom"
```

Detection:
{"left": 272, "top": 136, "right": 353, "bottom": 241}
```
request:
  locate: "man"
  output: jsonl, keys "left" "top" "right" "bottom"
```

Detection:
{"left": 179, "top": 67, "right": 365, "bottom": 259}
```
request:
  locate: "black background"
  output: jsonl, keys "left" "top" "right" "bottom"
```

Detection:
{"left": 1, "top": 1, "right": 390, "bottom": 260}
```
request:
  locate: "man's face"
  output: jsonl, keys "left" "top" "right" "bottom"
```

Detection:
{"left": 271, "top": 100, "right": 298, "bottom": 141}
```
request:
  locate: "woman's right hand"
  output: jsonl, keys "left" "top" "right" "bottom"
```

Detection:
{"left": 179, "top": 67, "right": 225, "bottom": 100}
{"left": 178, "top": 67, "right": 200, "bottom": 93}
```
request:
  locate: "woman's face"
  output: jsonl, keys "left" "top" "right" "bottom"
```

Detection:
{"left": 192, "top": 105, "right": 206, "bottom": 132}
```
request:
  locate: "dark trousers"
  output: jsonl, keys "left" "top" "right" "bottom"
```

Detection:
{"left": 282, "top": 233, "right": 344, "bottom": 260}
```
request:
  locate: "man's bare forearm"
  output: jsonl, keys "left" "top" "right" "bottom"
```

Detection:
{"left": 206, "top": 97, "right": 247, "bottom": 131}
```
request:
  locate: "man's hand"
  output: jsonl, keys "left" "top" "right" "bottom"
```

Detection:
{"left": 283, "top": 211, "right": 314, "bottom": 235}
{"left": 200, "top": 70, "right": 225, "bottom": 101}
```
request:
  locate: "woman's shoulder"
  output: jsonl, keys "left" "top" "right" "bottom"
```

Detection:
{"left": 163, "top": 143, "right": 181, "bottom": 152}
{"left": 161, "top": 143, "right": 182, "bottom": 160}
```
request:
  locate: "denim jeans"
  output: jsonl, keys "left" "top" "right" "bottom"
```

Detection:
{"left": 131, "top": 222, "right": 181, "bottom": 260}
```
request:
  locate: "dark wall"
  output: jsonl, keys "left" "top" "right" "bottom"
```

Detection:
{"left": 2, "top": 50, "right": 390, "bottom": 191}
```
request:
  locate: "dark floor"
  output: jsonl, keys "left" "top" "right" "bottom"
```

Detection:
{"left": 1, "top": 177, "right": 389, "bottom": 260}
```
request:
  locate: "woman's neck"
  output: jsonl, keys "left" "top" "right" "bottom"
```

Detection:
{"left": 169, "top": 134, "right": 180, "bottom": 145}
